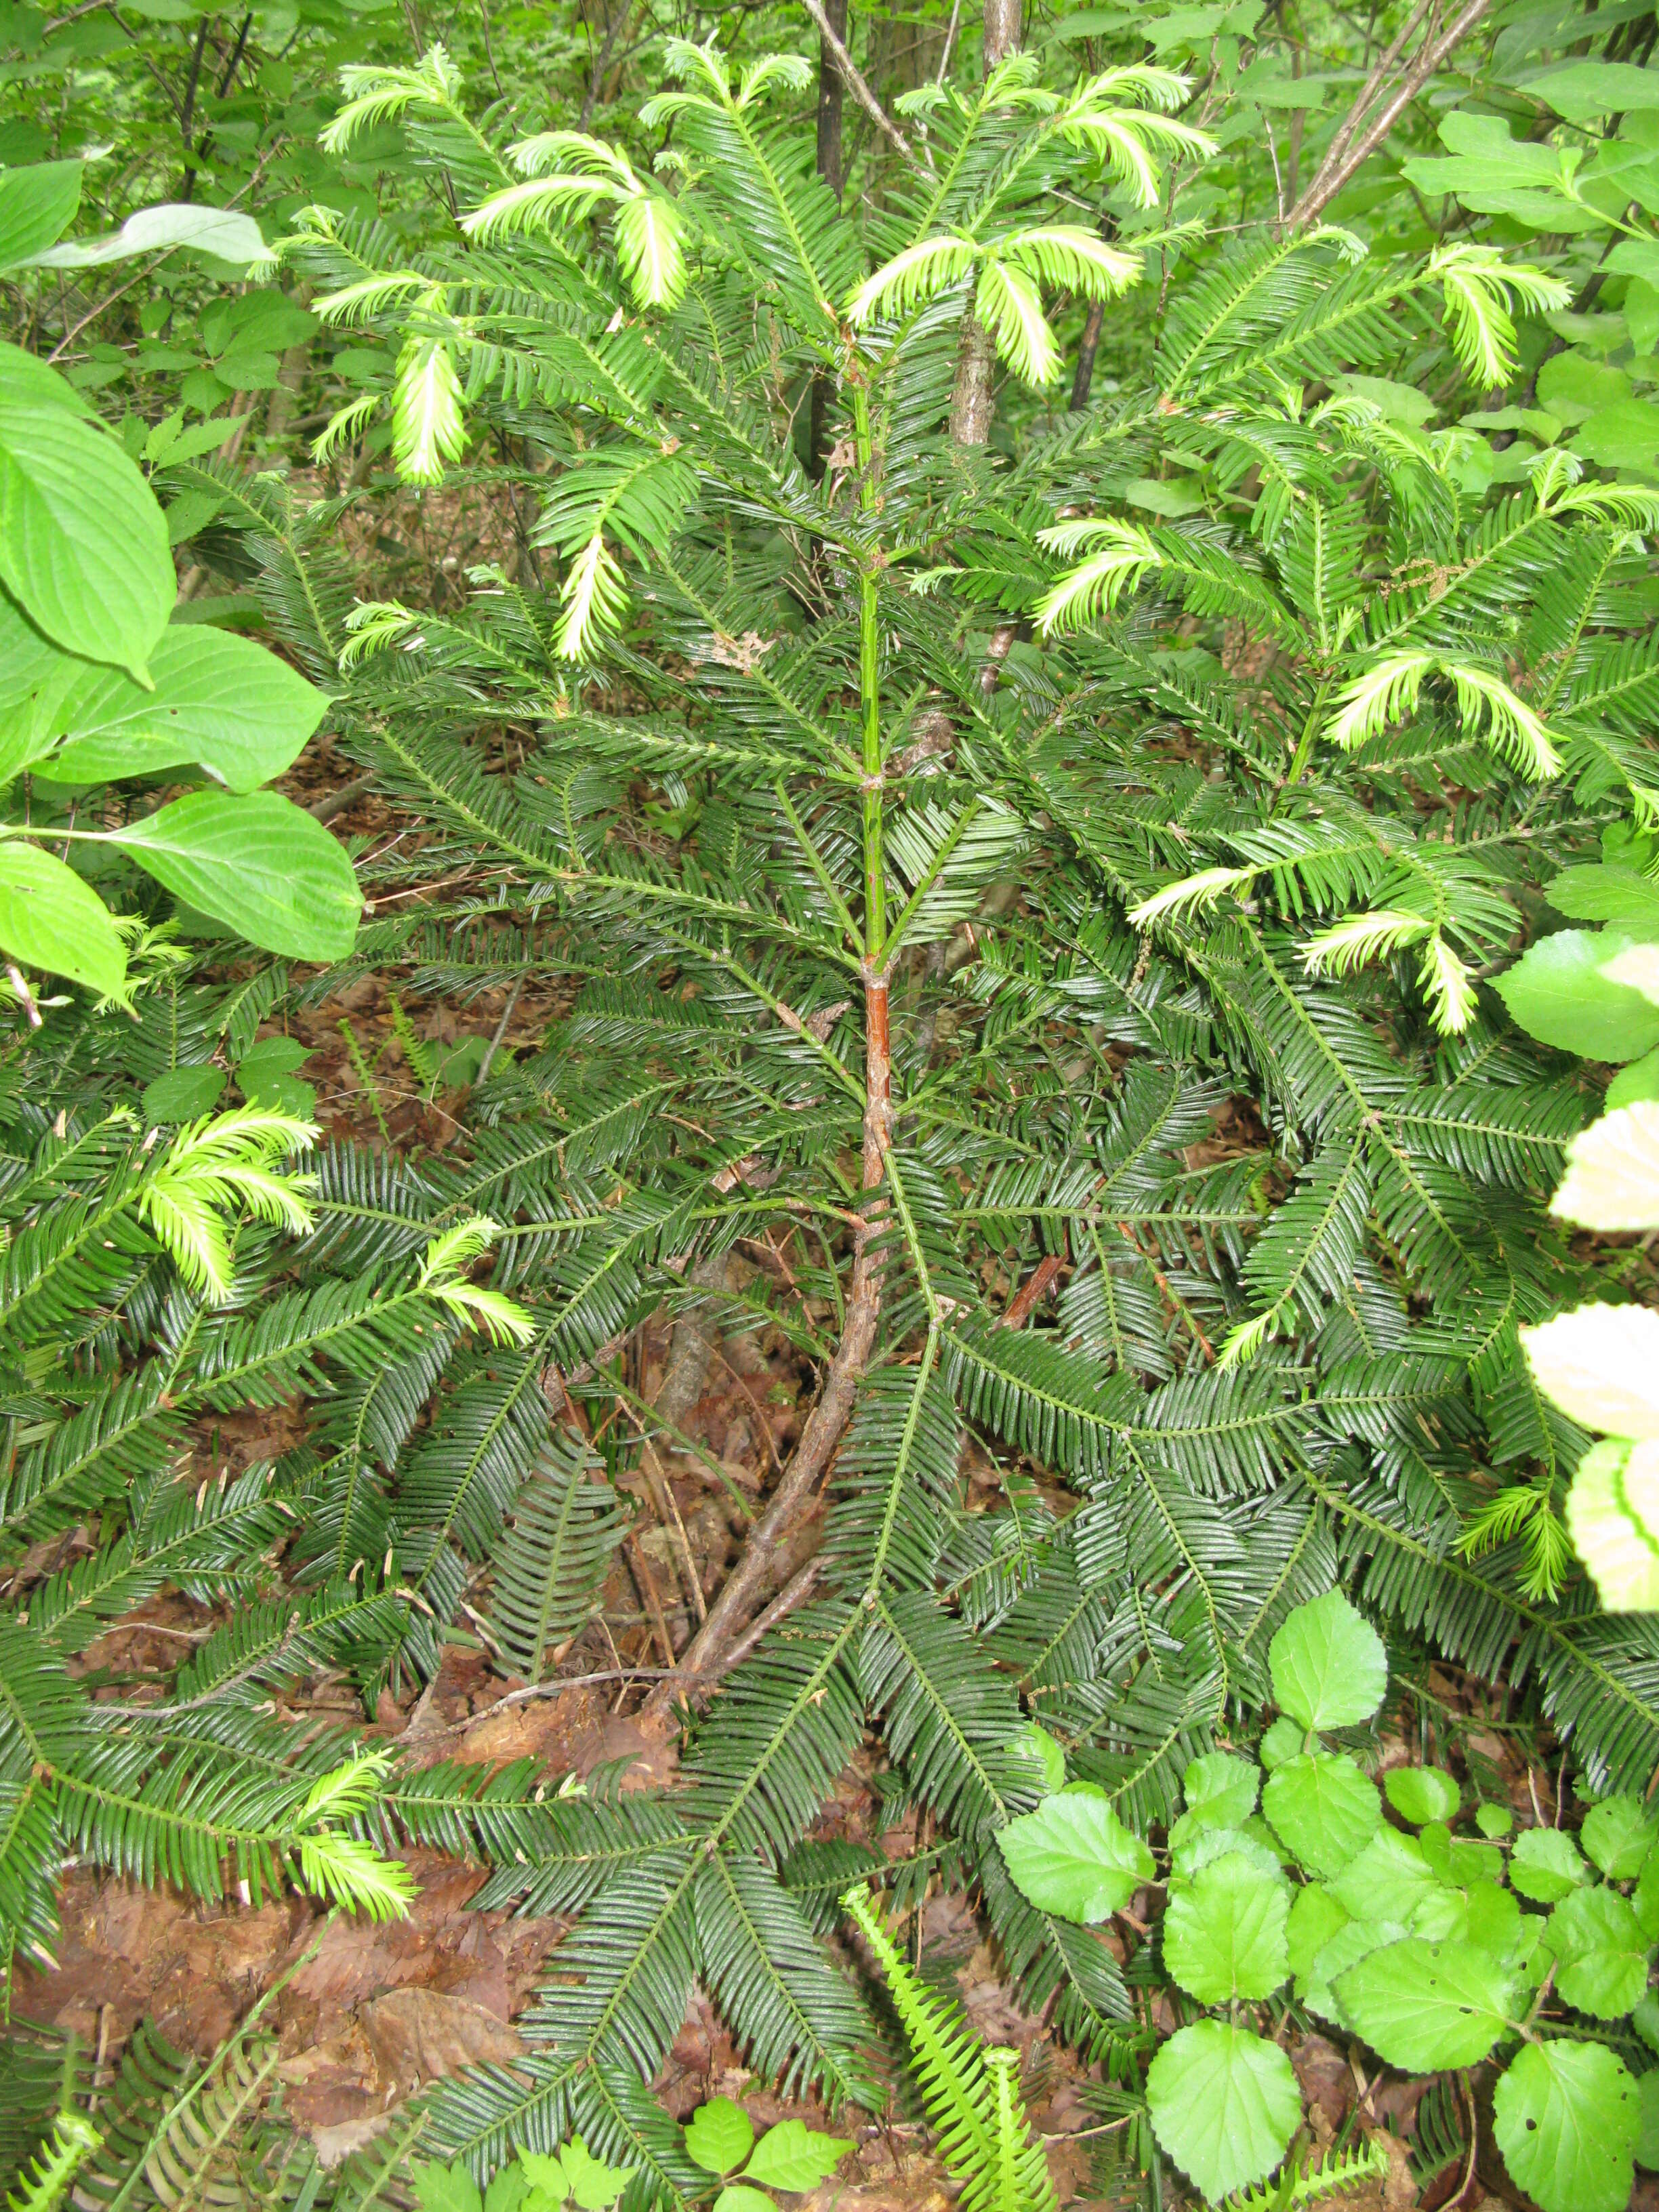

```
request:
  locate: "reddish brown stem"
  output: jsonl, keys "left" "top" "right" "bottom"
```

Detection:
{"left": 1003, "top": 1252, "right": 1064, "bottom": 1329}
{"left": 642, "top": 972, "right": 890, "bottom": 1717}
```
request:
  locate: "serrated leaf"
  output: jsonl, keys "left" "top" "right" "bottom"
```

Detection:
{"left": 1551, "top": 1103, "right": 1659, "bottom": 1232}
{"left": 0, "top": 839, "right": 127, "bottom": 997}
{"left": 1145, "top": 2022, "right": 1300, "bottom": 2205}
{"left": 1286, "top": 1883, "right": 1350, "bottom": 1979}
{"left": 741, "top": 2121, "right": 848, "bottom": 2192}
{"left": 142, "top": 1064, "right": 226, "bottom": 1124}
{"left": 1547, "top": 1886, "right": 1652, "bottom": 2018}
{"left": 1493, "top": 2042, "right": 1639, "bottom": 2212}
{"left": 1172, "top": 1820, "right": 1284, "bottom": 1883}
{"left": 1260, "top": 1716, "right": 1304, "bottom": 1770}
{"left": 1522, "top": 1303, "right": 1659, "bottom": 1439}
{"left": 1269, "top": 1591, "right": 1387, "bottom": 1732}
{"left": 560, "top": 2136, "right": 635, "bottom": 2211}
{"left": 1164, "top": 1851, "right": 1289, "bottom": 2003}
{"left": 1334, "top": 1938, "right": 1515, "bottom": 2069}
{"left": 517, "top": 2153, "right": 569, "bottom": 2203}
{"left": 1567, "top": 1438, "right": 1659, "bottom": 1610}
{"left": 713, "top": 2190, "right": 775, "bottom": 2212}
{"left": 1263, "top": 1752, "right": 1380, "bottom": 1877}
{"left": 111, "top": 789, "right": 361, "bottom": 960}
{"left": 1017, "top": 1722, "right": 1066, "bottom": 1793}
{"left": 413, "top": 2163, "right": 484, "bottom": 2212}
{"left": 1582, "top": 1795, "right": 1658, "bottom": 1879}
{"left": 1330, "top": 1826, "right": 1439, "bottom": 1923}
{"left": 1511, "top": 1826, "right": 1590, "bottom": 1903}
{"left": 1497, "top": 929, "right": 1659, "bottom": 1063}
{"left": 1639, "top": 2070, "right": 1659, "bottom": 2169}
{"left": 685, "top": 2098, "right": 755, "bottom": 2177}
{"left": 1384, "top": 1767, "right": 1462, "bottom": 1826}
{"left": 996, "top": 1792, "right": 1154, "bottom": 1923}
{"left": 1176, "top": 1750, "right": 1260, "bottom": 1834}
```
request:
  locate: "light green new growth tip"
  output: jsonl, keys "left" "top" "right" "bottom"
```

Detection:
{"left": 843, "top": 1885, "right": 1055, "bottom": 2212}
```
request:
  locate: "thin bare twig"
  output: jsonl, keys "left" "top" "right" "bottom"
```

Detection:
{"left": 475, "top": 975, "right": 523, "bottom": 1085}
{"left": 1288, "top": 0, "right": 1493, "bottom": 230}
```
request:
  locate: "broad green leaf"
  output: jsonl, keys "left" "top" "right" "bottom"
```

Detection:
{"left": 1172, "top": 1820, "right": 1284, "bottom": 1882}
{"left": 26, "top": 200, "right": 266, "bottom": 270}
{"left": 413, "top": 2163, "right": 483, "bottom": 2212}
{"left": 1549, "top": 1107, "right": 1659, "bottom": 1234}
{"left": 1635, "top": 1841, "right": 1659, "bottom": 1940}
{"left": 142, "top": 1064, "right": 226, "bottom": 1124}
{"left": 1547, "top": 862, "right": 1659, "bottom": 937}
{"left": 1301, "top": 1914, "right": 1410, "bottom": 2024}
{"left": 997, "top": 1791, "right": 1154, "bottom": 1923}
{"left": 516, "top": 2154, "right": 569, "bottom": 2203}
{"left": 1259, "top": 1715, "right": 1303, "bottom": 1770}
{"left": 1015, "top": 1721, "right": 1065, "bottom": 1793}
{"left": 1164, "top": 1851, "right": 1289, "bottom": 2003}
{"left": 1567, "top": 1438, "right": 1659, "bottom": 1612}
{"left": 741, "top": 2122, "right": 848, "bottom": 2192}
{"left": 1477, "top": 1802, "right": 1515, "bottom": 1839}
{"left": 712, "top": 2190, "right": 775, "bottom": 2212}
{"left": 1384, "top": 1767, "right": 1461, "bottom": 1826}
{"left": 1547, "top": 1886, "right": 1651, "bottom": 2018}
{"left": 1330, "top": 1827, "right": 1441, "bottom": 1925}
{"left": 1511, "top": 1826, "right": 1591, "bottom": 1903}
{"left": 1583, "top": 1795, "right": 1657, "bottom": 1879}
{"left": 560, "top": 2137, "right": 634, "bottom": 2211}
{"left": 1176, "top": 1750, "right": 1259, "bottom": 1832}
{"left": 0, "top": 340, "right": 94, "bottom": 417}
{"left": 1145, "top": 2022, "right": 1300, "bottom": 2205}
{"left": 112, "top": 790, "right": 361, "bottom": 960}
{"left": 1493, "top": 2042, "right": 1639, "bottom": 2212}
{"left": 1536, "top": 350, "right": 1629, "bottom": 425}
{"left": 1268, "top": 1590, "right": 1387, "bottom": 1732}
{"left": 1521, "top": 1303, "right": 1659, "bottom": 1439}
{"left": 1286, "top": 1883, "right": 1349, "bottom": 1978}
{"left": 1263, "top": 1753, "right": 1379, "bottom": 1877}
{"left": 1528, "top": 60, "right": 1659, "bottom": 119}
{"left": 1496, "top": 930, "right": 1659, "bottom": 1062}
{"left": 1639, "top": 2070, "right": 1659, "bottom": 2169}
{"left": 1401, "top": 115, "right": 1596, "bottom": 227}
{"left": 1572, "top": 401, "right": 1659, "bottom": 472}
{"left": 1609, "top": 1049, "right": 1659, "bottom": 1110}
{"left": 0, "top": 839, "right": 126, "bottom": 997}
{"left": 237, "top": 1036, "right": 315, "bottom": 1115}
{"left": 0, "top": 161, "right": 80, "bottom": 270}
{"left": 685, "top": 2099, "right": 754, "bottom": 2177}
{"left": 1462, "top": 1879, "right": 1525, "bottom": 1962}
{"left": 485, "top": 2167, "right": 529, "bottom": 2212}
{"left": 0, "top": 401, "right": 173, "bottom": 678}
{"left": 1334, "top": 1938, "right": 1515, "bottom": 2069}
{"left": 0, "top": 591, "right": 87, "bottom": 781}
{"left": 41, "top": 627, "right": 330, "bottom": 792}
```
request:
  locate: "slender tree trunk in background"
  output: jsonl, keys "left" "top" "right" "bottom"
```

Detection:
{"left": 809, "top": 0, "right": 846, "bottom": 477}
{"left": 1069, "top": 298, "right": 1105, "bottom": 411}
{"left": 817, "top": 0, "right": 846, "bottom": 197}
{"left": 948, "top": 0, "right": 1021, "bottom": 445}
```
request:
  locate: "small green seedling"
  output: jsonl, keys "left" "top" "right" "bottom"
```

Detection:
{"left": 682, "top": 2097, "right": 848, "bottom": 2212}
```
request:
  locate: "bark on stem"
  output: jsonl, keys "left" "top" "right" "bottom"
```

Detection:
{"left": 642, "top": 972, "right": 889, "bottom": 1714}
{"left": 948, "top": 0, "right": 1021, "bottom": 447}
